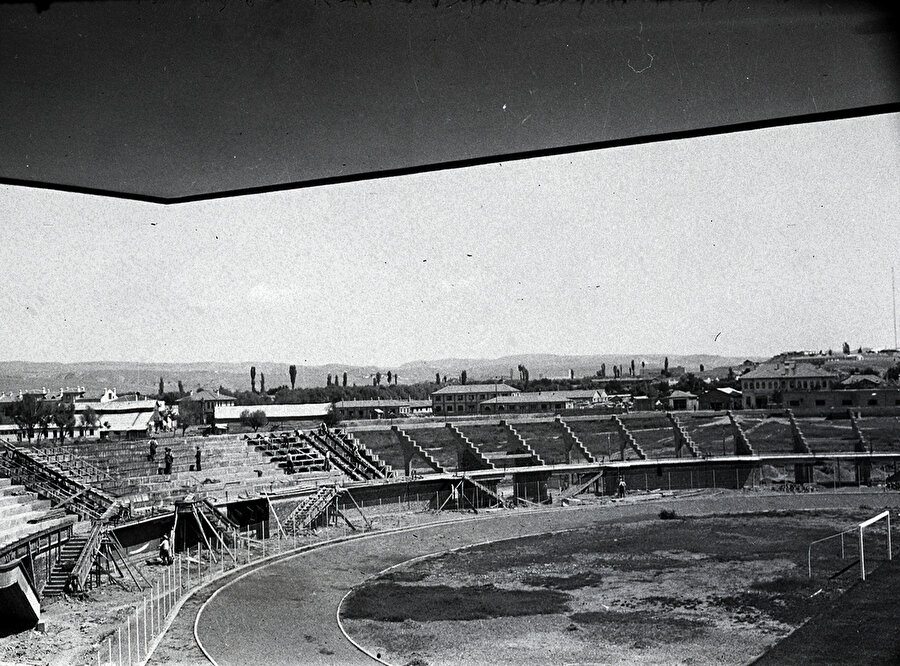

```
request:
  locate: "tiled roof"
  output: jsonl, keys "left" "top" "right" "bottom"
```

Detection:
{"left": 214, "top": 403, "right": 331, "bottom": 420}
{"left": 335, "top": 399, "right": 432, "bottom": 409}
{"left": 178, "top": 389, "right": 236, "bottom": 403}
{"left": 840, "top": 374, "right": 883, "bottom": 386}
{"left": 432, "top": 384, "right": 520, "bottom": 395}
{"left": 77, "top": 400, "right": 158, "bottom": 413}
{"left": 740, "top": 362, "right": 836, "bottom": 380}
{"left": 480, "top": 391, "right": 575, "bottom": 405}
{"left": 668, "top": 390, "right": 698, "bottom": 399}
{"left": 99, "top": 411, "right": 154, "bottom": 432}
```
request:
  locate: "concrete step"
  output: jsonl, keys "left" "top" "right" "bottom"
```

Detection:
{"left": 0, "top": 498, "right": 53, "bottom": 519}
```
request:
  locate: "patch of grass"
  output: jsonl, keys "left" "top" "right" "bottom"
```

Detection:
{"left": 569, "top": 610, "right": 710, "bottom": 644}
{"left": 342, "top": 582, "right": 570, "bottom": 622}
{"left": 382, "top": 569, "right": 429, "bottom": 583}
{"left": 522, "top": 570, "right": 604, "bottom": 590}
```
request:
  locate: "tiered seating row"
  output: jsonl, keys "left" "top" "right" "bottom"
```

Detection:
{"left": 0, "top": 477, "right": 73, "bottom": 550}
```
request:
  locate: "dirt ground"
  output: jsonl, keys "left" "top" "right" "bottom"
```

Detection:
{"left": 341, "top": 508, "right": 892, "bottom": 666}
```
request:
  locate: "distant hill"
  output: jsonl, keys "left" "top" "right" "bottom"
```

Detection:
{"left": 0, "top": 353, "right": 760, "bottom": 396}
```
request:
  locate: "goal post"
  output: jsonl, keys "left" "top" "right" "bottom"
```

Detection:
{"left": 859, "top": 510, "right": 892, "bottom": 581}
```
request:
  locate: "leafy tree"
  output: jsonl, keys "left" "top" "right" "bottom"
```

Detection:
{"left": 11, "top": 394, "right": 47, "bottom": 441}
{"left": 250, "top": 366, "right": 257, "bottom": 393}
{"left": 327, "top": 374, "right": 332, "bottom": 387}
{"left": 460, "top": 370, "right": 467, "bottom": 385}
{"left": 600, "top": 363, "right": 606, "bottom": 378}
{"left": 674, "top": 373, "right": 704, "bottom": 395}
{"left": 393, "top": 373, "right": 398, "bottom": 385}
{"left": 260, "top": 373, "right": 266, "bottom": 394}
{"left": 343, "top": 372, "right": 348, "bottom": 387}
{"left": 177, "top": 380, "right": 185, "bottom": 396}
{"left": 435, "top": 373, "right": 441, "bottom": 385}
{"left": 52, "top": 402, "right": 76, "bottom": 444}
{"left": 842, "top": 342, "right": 850, "bottom": 354}
{"left": 699, "top": 364, "right": 705, "bottom": 372}
{"left": 664, "top": 357, "right": 669, "bottom": 374}
{"left": 289, "top": 365, "right": 297, "bottom": 390}
{"left": 375, "top": 372, "right": 381, "bottom": 386}
{"left": 158, "top": 376, "right": 165, "bottom": 397}
{"left": 80, "top": 406, "right": 99, "bottom": 434}
{"left": 387, "top": 371, "right": 393, "bottom": 384}
{"left": 630, "top": 359, "right": 635, "bottom": 376}
{"left": 886, "top": 364, "right": 900, "bottom": 383}
{"left": 178, "top": 401, "right": 202, "bottom": 435}
{"left": 240, "top": 409, "right": 268, "bottom": 432}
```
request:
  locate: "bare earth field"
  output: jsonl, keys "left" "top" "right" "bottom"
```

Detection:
{"left": 341, "top": 509, "right": 890, "bottom": 666}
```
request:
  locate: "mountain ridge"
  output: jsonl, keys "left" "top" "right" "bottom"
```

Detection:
{"left": 0, "top": 353, "right": 764, "bottom": 395}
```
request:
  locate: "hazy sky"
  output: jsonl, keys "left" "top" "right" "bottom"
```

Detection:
{"left": 1, "top": 112, "right": 898, "bottom": 366}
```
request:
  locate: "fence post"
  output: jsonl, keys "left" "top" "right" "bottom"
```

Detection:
{"left": 107, "top": 637, "right": 112, "bottom": 666}
{"left": 127, "top": 614, "right": 132, "bottom": 666}
{"left": 117, "top": 627, "right": 123, "bottom": 666}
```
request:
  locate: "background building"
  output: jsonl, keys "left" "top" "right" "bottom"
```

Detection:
{"left": 431, "top": 384, "right": 519, "bottom": 416}
{"left": 740, "top": 362, "right": 837, "bottom": 408}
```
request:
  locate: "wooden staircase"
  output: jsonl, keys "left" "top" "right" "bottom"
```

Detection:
{"left": 42, "top": 535, "right": 89, "bottom": 597}
{"left": 282, "top": 486, "right": 340, "bottom": 536}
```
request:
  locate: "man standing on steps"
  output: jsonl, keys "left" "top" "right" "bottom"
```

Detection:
{"left": 148, "top": 438, "right": 158, "bottom": 462}
{"left": 195, "top": 445, "right": 202, "bottom": 472}
{"left": 164, "top": 447, "right": 173, "bottom": 476}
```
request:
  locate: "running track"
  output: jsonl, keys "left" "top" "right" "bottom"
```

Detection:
{"left": 149, "top": 491, "right": 900, "bottom": 665}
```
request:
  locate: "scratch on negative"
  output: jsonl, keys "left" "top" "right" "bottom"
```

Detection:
{"left": 407, "top": 22, "right": 424, "bottom": 104}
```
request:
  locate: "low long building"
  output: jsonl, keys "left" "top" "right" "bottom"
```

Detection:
{"left": 214, "top": 402, "right": 332, "bottom": 425}
{"left": 783, "top": 387, "right": 900, "bottom": 412}
{"left": 480, "top": 391, "right": 575, "bottom": 415}
{"left": 334, "top": 399, "right": 432, "bottom": 420}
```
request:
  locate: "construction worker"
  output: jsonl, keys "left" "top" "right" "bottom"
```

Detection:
{"left": 148, "top": 439, "right": 158, "bottom": 461}
{"left": 159, "top": 535, "right": 173, "bottom": 565}
{"left": 164, "top": 447, "right": 174, "bottom": 475}
{"left": 195, "top": 446, "right": 202, "bottom": 472}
